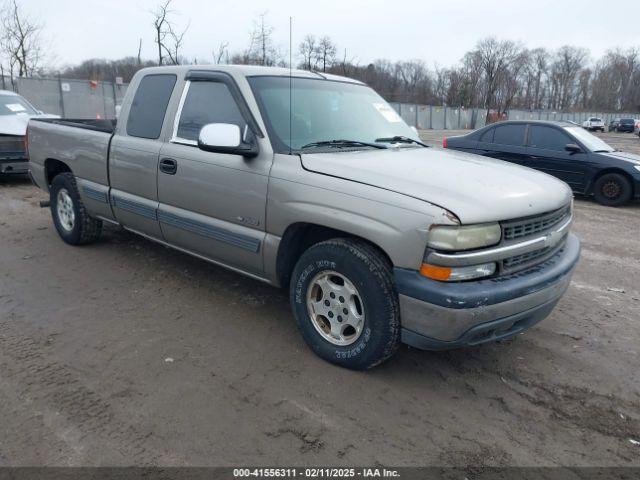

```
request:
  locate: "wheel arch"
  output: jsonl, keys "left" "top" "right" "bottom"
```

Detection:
{"left": 275, "top": 222, "right": 394, "bottom": 288}
{"left": 44, "top": 158, "right": 72, "bottom": 186}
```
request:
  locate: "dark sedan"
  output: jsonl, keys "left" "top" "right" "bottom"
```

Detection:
{"left": 444, "top": 120, "right": 640, "bottom": 206}
{"left": 610, "top": 118, "right": 636, "bottom": 133}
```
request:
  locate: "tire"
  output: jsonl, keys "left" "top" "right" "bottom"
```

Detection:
{"left": 593, "top": 173, "right": 632, "bottom": 207}
{"left": 289, "top": 238, "right": 400, "bottom": 370}
{"left": 50, "top": 172, "right": 102, "bottom": 245}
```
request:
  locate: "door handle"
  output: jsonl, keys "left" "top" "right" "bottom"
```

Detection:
{"left": 159, "top": 157, "right": 177, "bottom": 175}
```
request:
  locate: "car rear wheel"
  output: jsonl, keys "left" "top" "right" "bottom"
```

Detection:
{"left": 289, "top": 238, "right": 400, "bottom": 370}
{"left": 50, "top": 173, "right": 102, "bottom": 245}
{"left": 593, "top": 173, "right": 632, "bottom": 207}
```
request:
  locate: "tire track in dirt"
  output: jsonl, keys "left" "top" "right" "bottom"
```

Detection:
{"left": 0, "top": 313, "right": 176, "bottom": 465}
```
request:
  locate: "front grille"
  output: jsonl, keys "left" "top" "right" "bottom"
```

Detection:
{"left": 0, "top": 135, "right": 25, "bottom": 155}
{"left": 498, "top": 204, "right": 572, "bottom": 274}
{"left": 503, "top": 246, "right": 553, "bottom": 269}
{"left": 503, "top": 205, "right": 570, "bottom": 241}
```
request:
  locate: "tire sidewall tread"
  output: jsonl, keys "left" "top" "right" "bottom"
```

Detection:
{"left": 290, "top": 238, "right": 400, "bottom": 370}
{"left": 593, "top": 172, "right": 632, "bottom": 207}
{"left": 50, "top": 173, "right": 102, "bottom": 245}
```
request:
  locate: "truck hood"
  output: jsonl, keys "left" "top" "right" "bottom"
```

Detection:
{"left": 0, "top": 113, "right": 59, "bottom": 136}
{"left": 300, "top": 147, "right": 573, "bottom": 224}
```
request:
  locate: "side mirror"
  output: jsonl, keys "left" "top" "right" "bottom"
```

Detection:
{"left": 565, "top": 143, "right": 582, "bottom": 154}
{"left": 197, "top": 123, "right": 259, "bottom": 158}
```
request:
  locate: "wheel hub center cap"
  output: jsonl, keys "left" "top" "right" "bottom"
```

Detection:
{"left": 306, "top": 270, "right": 365, "bottom": 346}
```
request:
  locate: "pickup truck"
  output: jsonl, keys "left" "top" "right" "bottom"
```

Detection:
{"left": 582, "top": 117, "right": 605, "bottom": 132}
{"left": 27, "top": 65, "right": 581, "bottom": 369}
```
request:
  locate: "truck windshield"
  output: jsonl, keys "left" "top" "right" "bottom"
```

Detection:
{"left": 564, "top": 126, "right": 614, "bottom": 152}
{"left": 0, "top": 94, "right": 37, "bottom": 116}
{"left": 248, "top": 76, "right": 419, "bottom": 153}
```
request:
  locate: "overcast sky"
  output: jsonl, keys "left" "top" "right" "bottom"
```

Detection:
{"left": 20, "top": 0, "right": 640, "bottom": 69}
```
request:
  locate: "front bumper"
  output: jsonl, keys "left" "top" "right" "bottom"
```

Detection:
{"left": 0, "top": 157, "right": 28, "bottom": 174}
{"left": 395, "top": 233, "right": 581, "bottom": 350}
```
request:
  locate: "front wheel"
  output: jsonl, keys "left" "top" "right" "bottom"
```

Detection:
{"left": 289, "top": 238, "right": 401, "bottom": 370}
{"left": 593, "top": 173, "right": 632, "bottom": 207}
{"left": 50, "top": 173, "right": 102, "bottom": 245}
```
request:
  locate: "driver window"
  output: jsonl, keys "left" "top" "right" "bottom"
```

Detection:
{"left": 174, "top": 81, "right": 247, "bottom": 143}
{"left": 528, "top": 126, "right": 572, "bottom": 152}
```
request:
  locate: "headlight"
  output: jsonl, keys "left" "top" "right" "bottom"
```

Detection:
{"left": 427, "top": 223, "right": 501, "bottom": 251}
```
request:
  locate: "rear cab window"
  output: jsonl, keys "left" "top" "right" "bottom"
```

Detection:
{"left": 126, "top": 74, "right": 177, "bottom": 139}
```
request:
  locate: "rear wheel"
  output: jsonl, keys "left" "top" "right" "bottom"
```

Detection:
{"left": 593, "top": 173, "right": 632, "bottom": 207}
{"left": 50, "top": 173, "right": 102, "bottom": 244}
{"left": 289, "top": 238, "right": 400, "bottom": 370}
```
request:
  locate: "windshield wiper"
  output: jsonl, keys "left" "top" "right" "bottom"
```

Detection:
{"left": 301, "top": 139, "right": 388, "bottom": 150}
{"left": 375, "top": 136, "right": 429, "bottom": 147}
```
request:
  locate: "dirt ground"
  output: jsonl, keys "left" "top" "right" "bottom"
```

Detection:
{"left": 0, "top": 130, "right": 639, "bottom": 467}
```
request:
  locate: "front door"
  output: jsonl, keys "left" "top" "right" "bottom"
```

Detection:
{"left": 525, "top": 124, "right": 589, "bottom": 192}
{"left": 157, "top": 79, "right": 270, "bottom": 275}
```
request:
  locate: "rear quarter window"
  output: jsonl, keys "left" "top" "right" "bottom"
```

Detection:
{"left": 479, "top": 127, "right": 495, "bottom": 143}
{"left": 126, "top": 74, "right": 177, "bottom": 139}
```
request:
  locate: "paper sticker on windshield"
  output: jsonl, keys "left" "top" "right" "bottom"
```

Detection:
{"left": 6, "top": 103, "right": 27, "bottom": 112}
{"left": 373, "top": 103, "right": 402, "bottom": 123}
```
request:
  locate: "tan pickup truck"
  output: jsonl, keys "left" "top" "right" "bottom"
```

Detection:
{"left": 27, "top": 65, "right": 580, "bottom": 369}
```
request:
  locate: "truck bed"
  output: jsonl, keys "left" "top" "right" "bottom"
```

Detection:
{"left": 31, "top": 118, "right": 117, "bottom": 134}
{"left": 27, "top": 117, "right": 115, "bottom": 192}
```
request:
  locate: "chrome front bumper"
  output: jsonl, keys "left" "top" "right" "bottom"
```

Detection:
{"left": 395, "top": 233, "right": 581, "bottom": 350}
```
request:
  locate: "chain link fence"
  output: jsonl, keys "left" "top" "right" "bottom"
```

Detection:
{"left": 391, "top": 102, "right": 640, "bottom": 130}
{"left": 3, "top": 76, "right": 639, "bottom": 127}
{"left": 1, "top": 76, "right": 128, "bottom": 119}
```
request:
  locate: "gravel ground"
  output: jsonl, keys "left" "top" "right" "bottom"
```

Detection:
{"left": 0, "top": 130, "right": 639, "bottom": 467}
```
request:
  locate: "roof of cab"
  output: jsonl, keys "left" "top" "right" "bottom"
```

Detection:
{"left": 134, "top": 64, "right": 364, "bottom": 85}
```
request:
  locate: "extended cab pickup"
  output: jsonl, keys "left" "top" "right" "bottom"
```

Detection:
{"left": 27, "top": 65, "right": 581, "bottom": 369}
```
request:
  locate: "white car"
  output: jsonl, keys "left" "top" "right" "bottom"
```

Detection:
{"left": 582, "top": 117, "right": 605, "bottom": 132}
{"left": 0, "top": 90, "right": 58, "bottom": 176}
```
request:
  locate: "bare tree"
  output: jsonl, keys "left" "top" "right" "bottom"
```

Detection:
{"left": 549, "top": 46, "right": 588, "bottom": 110}
{"left": 316, "top": 36, "right": 337, "bottom": 72}
{"left": 212, "top": 41, "right": 229, "bottom": 64}
{"left": 137, "top": 38, "right": 143, "bottom": 66}
{"left": 151, "top": 0, "right": 189, "bottom": 66}
{"left": 0, "top": 0, "right": 43, "bottom": 77}
{"left": 251, "top": 12, "right": 277, "bottom": 66}
{"left": 473, "top": 38, "right": 523, "bottom": 112}
{"left": 298, "top": 34, "right": 317, "bottom": 70}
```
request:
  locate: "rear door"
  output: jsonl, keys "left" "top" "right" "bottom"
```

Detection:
{"left": 156, "top": 73, "right": 270, "bottom": 275}
{"left": 525, "top": 124, "right": 589, "bottom": 191}
{"left": 109, "top": 73, "right": 177, "bottom": 238}
{"left": 476, "top": 123, "right": 529, "bottom": 167}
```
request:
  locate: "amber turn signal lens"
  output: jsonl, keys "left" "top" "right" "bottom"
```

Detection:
{"left": 420, "top": 263, "right": 452, "bottom": 281}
